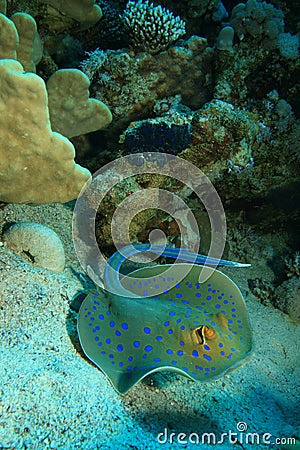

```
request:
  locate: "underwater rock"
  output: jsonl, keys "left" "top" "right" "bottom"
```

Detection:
{"left": 275, "top": 277, "right": 300, "bottom": 324}
{"left": 80, "top": 36, "right": 213, "bottom": 126}
{"left": 180, "top": 99, "right": 256, "bottom": 178}
{"left": 3, "top": 222, "right": 65, "bottom": 272}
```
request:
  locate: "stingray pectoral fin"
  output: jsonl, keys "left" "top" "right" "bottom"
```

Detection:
{"left": 77, "top": 263, "right": 253, "bottom": 394}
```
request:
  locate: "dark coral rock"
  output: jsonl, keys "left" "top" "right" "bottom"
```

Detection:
{"left": 121, "top": 116, "right": 193, "bottom": 156}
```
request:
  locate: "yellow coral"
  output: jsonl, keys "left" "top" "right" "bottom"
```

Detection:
{"left": 0, "top": 59, "right": 91, "bottom": 205}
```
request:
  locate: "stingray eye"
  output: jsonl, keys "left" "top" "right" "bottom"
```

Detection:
{"left": 193, "top": 326, "right": 204, "bottom": 344}
{"left": 203, "top": 325, "right": 216, "bottom": 340}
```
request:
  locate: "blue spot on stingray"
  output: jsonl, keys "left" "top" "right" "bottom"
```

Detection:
{"left": 93, "top": 292, "right": 99, "bottom": 297}
{"left": 219, "top": 342, "right": 224, "bottom": 348}
{"left": 98, "top": 315, "right": 104, "bottom": 320}
{"left": 195, "top": 293, "right": 201, "bottom": 298}
{"left": 204, "top": 344, "right": 210, "bottom": 351}
{"left": 164, "top": 321, "right": 170, "bottom": 326}
{"left": 156, "top": 336, "right": 163, "bottom": 341}
{"left": 203, "top": 354, "right": 212, "bottom": 361}
{"left": 143, "top": 290, "right": 148, "bottom": 296}
{"left": 179, "top": 341, "right": 185, "bottom": 346}
{"left": 95, "top": 337, "right": 99, "bottom": 341}
{"left": 182, "top": 300, "right": 190, "bottom": 305}
{"left": 192, "top": 350, "right": 199, "bottom": 357}
{"left": 106, "top": 338, "right": 111, "bottom": 344}
{"left": 98, "top": 342, "right": 102, "bottom": 347}
{"left": 145, "top": 345, "right": 153, "bottom": 352}
{"left": 166, "top": 349, "right": 173, "bottom": 355}
{"left": 128, "top": 356, "right": 133, "bottom": 362}
{"left": 122, "top": 323, "right": 129, "bottom": 330}
{"left": 177, "top": 350, "right": 184, "bottom": 356}
{"left": 215, "top": 304, "right": 221, "bottom": 309}
{"left": 109, "top": 354, "right": 114, "bottom": 359}
{"left": 106, "top": 311, "right": 111, "bottom": 316}
{"left": 183, "top": 367, "right": 188, "bottom": 372}
{"left": 168, "top": 329, "right": 173, "bottom": 334}
{"left": 144, "top": 327, "right": 151, "bottom": 334}
{"left": 207, "top": 295, "right": 212, "bottom": 300}
{"left": 180, "top": 325, "right": 185, "bottom": 330}
{"left": 228, "top": 353, "right": 233, "bottom": 359}
{"left": 110, "top": 321, "right": 115, "bottom": 328}
{"left": 169, "top": 311, "right": 175, "bottom": 316}
{"left": 117, "top": 344, "right": 123, "bottom": 352}
{"left": 220, "top": 351, "right": 225, "bottom": 356}
{"left": 133, "top": 341, "right": 140, "bottom": 348}
{"left": 175, "top": 283, "right": 180, "bottom": 288}
{"left": 224, "top": 300, "right": 229, "bottom": 304}
{"left": 176, "top": 293, "right": 182, "bottom": 298}
{"left": 228, "top": 319, "right": 233, "bottom": 324}
{"left": 176, "top": 318, "right": 182, "bottom": 323}
{"left": 127, "top": 366, "right": 132, "bottom": 371}
{"left": 196, "top": 365, "right": 203, "bottom": 370}
{"left": 115, "top": 330, "right": 121, "bottom": 337}
{"left": 172, "top": 361, "right": 177, "bottom": 365}
{"left": 154, "top": 357, "right": 161, "bottom": 362}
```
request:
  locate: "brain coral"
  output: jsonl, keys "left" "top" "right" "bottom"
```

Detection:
{"left": 3, "top": 222, "right": 65, "bottom": 272}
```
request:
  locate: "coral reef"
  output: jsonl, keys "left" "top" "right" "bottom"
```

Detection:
{"left": 81, "top": 35, "right": 213, "bottom": 128}
{"left": 2, "top": 222, "right": 65, "bottom": 272}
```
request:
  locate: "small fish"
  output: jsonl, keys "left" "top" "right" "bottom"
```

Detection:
{"left": 77, "top": 245, "right": 253, "bottom": 394}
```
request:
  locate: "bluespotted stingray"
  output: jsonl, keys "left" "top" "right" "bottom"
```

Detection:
{"left": 77, "top": 245, "right": 253, "bottom": 394}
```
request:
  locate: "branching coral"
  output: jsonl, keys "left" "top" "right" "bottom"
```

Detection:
{"left": 123, "top": 0, "right": 186, "bottom": 54}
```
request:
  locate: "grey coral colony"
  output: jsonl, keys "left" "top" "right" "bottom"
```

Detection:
{"left": 123, "top": 0, "right": 186, "bottom": 54}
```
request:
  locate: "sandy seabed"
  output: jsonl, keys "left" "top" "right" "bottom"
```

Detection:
{"left": 0, "top": 203, "right": 299, "bottom": 450}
